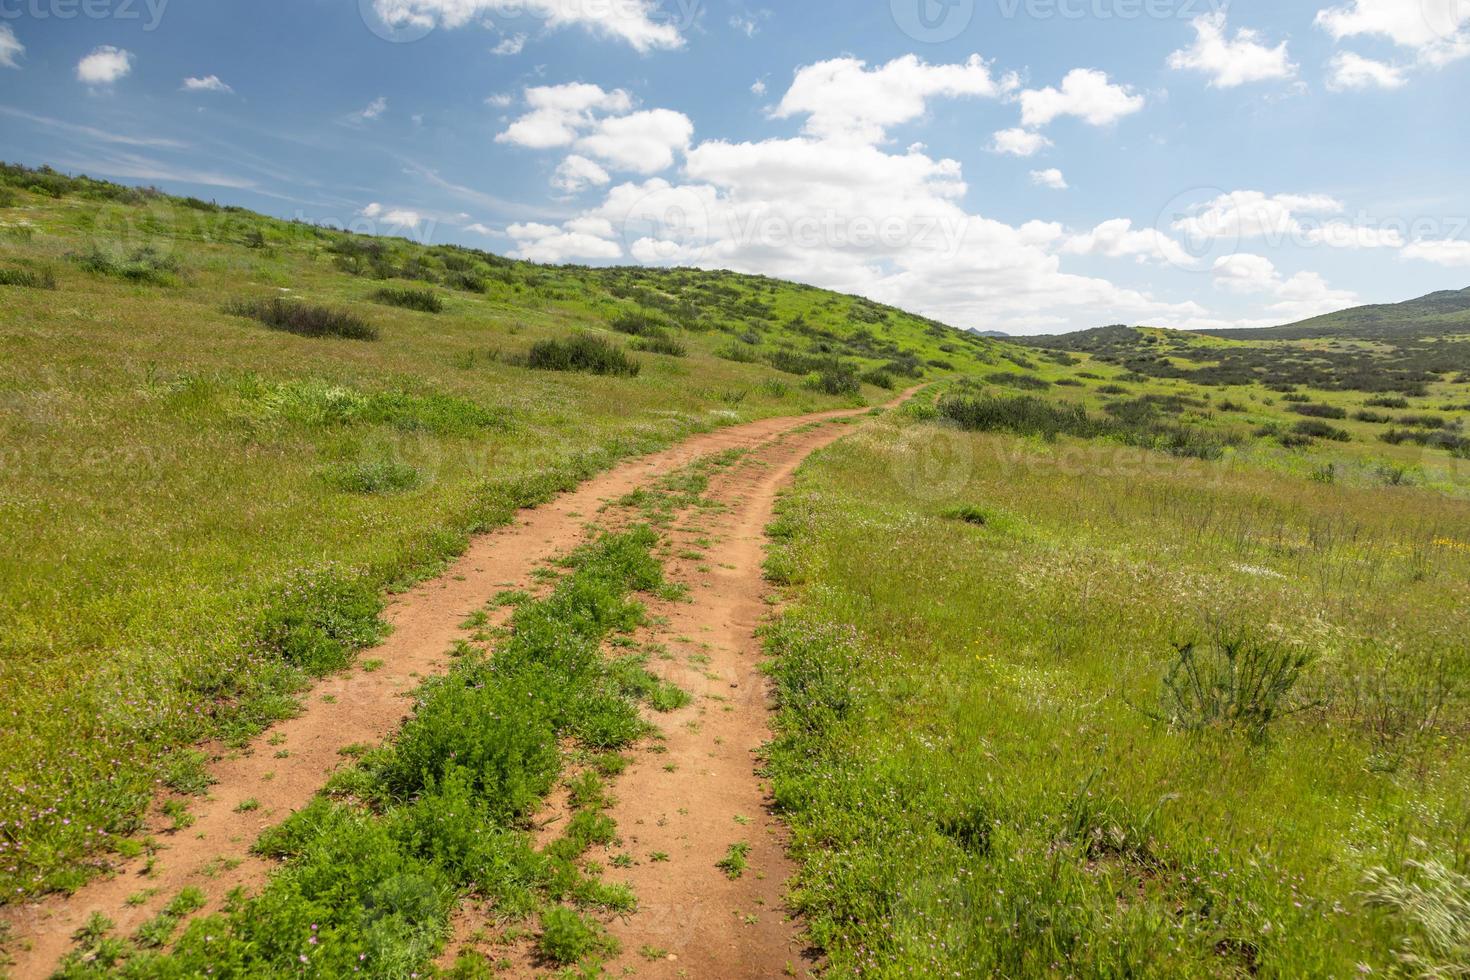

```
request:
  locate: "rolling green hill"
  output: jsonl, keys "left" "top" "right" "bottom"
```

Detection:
{"left": 0, "top": 162, "right": 998, "bottom": 900}
{"left": 1201, "top": 286, "right": 1470, "bottom": 341}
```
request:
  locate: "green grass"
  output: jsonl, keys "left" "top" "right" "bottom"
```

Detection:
{"left": 763, "top": 412, "right": 1470, "bottom": 977}
{"left": 53, "top": 528, "right": 668, "bottom": 976}
{"left": 0, "top": 164, "right": 991, "bottom": 902}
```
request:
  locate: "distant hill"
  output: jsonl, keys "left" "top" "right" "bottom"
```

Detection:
{"left": 1013, "top": 288, "right": 1470, "bottom": 396}
{"left": 1198, "top": 287, "right": 1470, "bottom": 341}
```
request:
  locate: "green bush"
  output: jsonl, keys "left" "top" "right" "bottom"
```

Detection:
{"left": 73, "top": 246, "right": 181, "bottom": 286}
{"left": 1293, "top": 419, "right": 1352, "bottom": 442}
{"left": 225, "top": 297, "right": 379, "bottom": 341}
{"left": 1148, "top": 632, "right": 1315, "bottom": 742}
{"left": 631, "top": 334, "right": 688, "bottom": 357}
{"left": 1290, "top": 403, "right": 1347, "bottom": 420}
{"left": 0, "top": 266, "right": 57, "bottom": 289}
{"left": 373, "top": 286, "right": 444, "bottom": 313}
{"left": 526, "top": 335, "right": 640, "bottom": 377}
{"left": 537, "top": 906, "right": 613, "bottom": 964}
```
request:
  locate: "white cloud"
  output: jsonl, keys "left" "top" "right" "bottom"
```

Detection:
{"left": 1029, "top": 168, "right": 1068, "bottom": 190}
{"left": 552, "top": 154, "right": 612, "bottom": 193}
{"left": 0, "top": 24, "right": 23, "bottom": 69}
{"left": 353, "top": 97, "right": 389, "bottom": 122}
{"left": 506, "top": 220, "right": 624, "bottom": 262}
{"left": 990, "top": 128, "right": 1052, "bottom": 157}
{"left": 359, "top": 203, "right": 423, "bottom": 229}
{"left": 730, "top": 15, "right": 759, "bottom": 37}
{"left": 773, "top": 54, "right": 1016, "bottom": 144}
{"left": 1211, "top": 252, "right": 1358, "bottom": 319}
{"left": 1304, "top": 220, "right": 1404, "bottom": 248}
{"left": 1326, "top": 51, "right": 1408, "bottom": 90}
{"left": 496, "top": 83, "right": 632, "bottom": 149}
{"left": 751, "top": 79, "right": 767, "bottom": 96}
{"left": 1062, "top": 218, "right": 1192, "bottom": 266}
{"left": 576, "top": 108, "right": 693, "bottom": 173}
{"left": 1317, "top": 0, "right": 1470, "bottom": 66}
{"left": 1171, "top": 190, "right": 1344, "bottom": 242}
{"left": 371, "top": 0, "right": 684, "bottom": 53}
{"left": 1167, "top": 13, "right": 1297, "bottom": 87}
{"left": 464, "top": 222, "right": 494, "bottom": 235}
{"left": 485, "top": 93, "right": 514, "bottom": 109}
{"left": 1019, "top": 68, "right": 1144, "bottom": 128}
{"left": 1401, "top": 238, "right": 1470, "bottom": 267}
{"left": 182, "top": 75, "right": 233, "bottom": 94}
{"left": 492, "top": 33, "right": 527, "bottom": 55}
{"left": 76, "top": 46, "right": 133, "bottom": 86}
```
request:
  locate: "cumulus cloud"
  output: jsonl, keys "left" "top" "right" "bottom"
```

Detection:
{"left": 1019, "top": 69, "right": 1145, "bottom": 128}
{"left": 1316, "top": 0, "right": 1470, "bottom": 66}
{"left": 496, "top": 83, "right": 633, "bottom": 149}
{"left": 506, "top": 220, "right": 624, "bottom": 262}
{"left": 1211, "top": 252, "right": 1358, "bottom": 319}
{"left": 77, "top": 46, "right": 133, "bottom": 86}
{"left": 576, "top": 108, "right": 693, "bottom": 173}
{"left": 464, "top": 222, "right": 494, "bottom": 235}
{"left": 1326, "top": 51, "right": 1408, "bottom": 90}
{"left": 1063, "top": 219, "right": 1192, "bottom": 266}
{"left": 773, "top": 54, "right": 1017, "bottom": 144}
{"left": 990, "top": 128, "right": 1052, "bottom": 157}
{"left": 182, "top": 75, "right": 233, "bottom": 94}
{"left": 552, "top": 154, "right": 612, "bottom": 193}
{"left": 1167, "top": 13, "right": 1298, "bottom": 87}
{"left": 1029, "top": 168, "right": 1068, "bottom": 190}
{"left": 1401, "top": 238, "right": 1470, "bottom": 267}
{"left": 370, "top": 0, "right": 684, "bottom": 52}
{"left": 361, "top": 203, "right": 422, "bottom": 229}
{"left": 1170, "top": 190, "right": 1344, "bottom": 242}
{"left": 0, "top": 24, "right": 23, "bottom": 69}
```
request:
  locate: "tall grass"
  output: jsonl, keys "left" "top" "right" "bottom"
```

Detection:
{"left": 526, "top": 334, "right": 641, "bottom": 377}
{"left": 763, "top": 417, "right": 1470, "bottom": 976}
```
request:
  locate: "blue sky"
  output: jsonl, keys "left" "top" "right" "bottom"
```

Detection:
{"left": 0, "top": 0, "right": 1466, "bottom": 334}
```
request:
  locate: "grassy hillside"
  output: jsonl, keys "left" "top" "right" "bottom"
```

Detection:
{"left": 1203, "top": 287, "right": 1470, "bottom": 341}
{"left": 764, "top": 404, "right": 1470, "bottom": 976}
{"left": 0, "top": 163, "right": 995, "bottom": 901}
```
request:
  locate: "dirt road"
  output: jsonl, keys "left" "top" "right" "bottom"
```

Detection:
{"left": 1, "top": 393, "right": 912, "bottom": 978}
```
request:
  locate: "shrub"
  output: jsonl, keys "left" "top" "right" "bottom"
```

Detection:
{"left": 1367, "top": 395, "right": 1410, "bottom": 409}
{"left": 1355, "top": 410, "right": 1393, "bottom": 424}
{"left": 1053, "top": 377, "right": 1084, "bottom": 387}
{"left": 631, "top": 335, "right": 687, "bottom": 357}
{"left": 717, "top": 342, "right": 761, "bottom": 363}
{"left": 445, "top": 271, "right": 487, "bottom": 293}
{"left": 859, "top": 368, "right": 895, "bottom": 390}
{"left": 1293, "top": 419, "right": 1351, "bottom": 442}
{"left": 373, "top": 287, "right": 444, "bottom": 313}
{"left": 1396, "top": 414, "right": 1448, "bottom": 429}
{"left": 1097, "top": 384, "right": 1129, "bottom": 395}
{"left": 225, "top": 297, "right": 379, "bottom": 341}
{"left": 609, "top": 310, "right": 670, "bottom": 337}
{"left": 73, "top": 246, "right": 180, "bottom": 285}
{"left": 1290, "top": 403, "right": 1347, "bottom": 419}
{"left": 526, "top": 335, "right": 641, "bottom": 377}
{"left": 986, "top": 371, "right": 1050, "bottom": 390}
{"left": 0, "top": 188, "right": 16, "bottom": 208}
{"left": 805, "top": 362, "right": 861, "bottom": 397}
{"left": 0, "top": 267, "right": 57, "bottom": 289}
{"left": 1148, "top": 631, "right": 1315, "bottom": 742}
